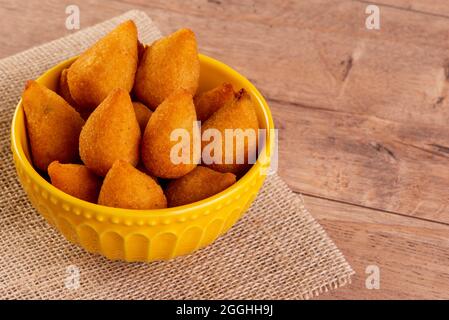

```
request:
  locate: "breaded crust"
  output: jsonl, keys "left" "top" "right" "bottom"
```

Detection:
{"left": 48, "top": 161, "right": 101, "bottom": 203}
{"left": 141, "top": 90, "right": 199, "bottom": 178}
{"left": 166, "top": 166, "right": 236, "bottom": 207}
{"left": 132, "top": 101, "right": 152, "bottom": 132}
{"left": 98, "top": 160, "right": 167, "bottom": 209}
{"left": 134, "top": 28, "right": 200, "bottom": 110}
{"left": 201, "top": 89, "right": 259, "bottom": 174}
{"left": 194, "top": 83, "right": 235, "bottom": 122}
{"left": 79, "top": 88, "right": 141, "bottom": 177}
{"left": 67, "top": 20, "right": 138, "bottom": 110}
{"left": 21, "top": 80, "right": 84, "bottom": 171}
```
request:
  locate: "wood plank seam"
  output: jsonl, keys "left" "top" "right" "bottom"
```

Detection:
{"left": 354, "top": 0, "right": 449, "bottom": 20}
{"left": 296, "top": 191, "right": 449, "bottom": 228}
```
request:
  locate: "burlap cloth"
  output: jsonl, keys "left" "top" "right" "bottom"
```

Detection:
{"left": 0, "top": 10, "right": 354, "bottom": 300}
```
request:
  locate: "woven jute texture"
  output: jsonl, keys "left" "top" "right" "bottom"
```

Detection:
{"left": 0, "top": 10, "right": 354, "bottom": 300}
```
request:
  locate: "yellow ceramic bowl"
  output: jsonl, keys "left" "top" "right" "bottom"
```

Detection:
{"left": 10, "top": 54, "right": 274, "bottom": 262}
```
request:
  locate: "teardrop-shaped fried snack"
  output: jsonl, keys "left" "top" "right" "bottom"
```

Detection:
{"left": 67, "top": 20, "right": 138, "bottom": 110}
{"left": 59, "top": 69, "right": 79, "bottom": 109}
{"left": 132, "top": 101, "right": 152, "bottom": 132}
{"left": 194, "top": 83, "right": 235, "bottom": 122}
{"left": 201, "top": 89, "right": 259, "bottom": 174}
{"left": 48, "top": 161, "right": 101, "bottom": 203}
{"left": 134, "top": 28, "right": 200, "bottom": 110}
{"left": 98, "top": 160, "right": 167, "bottom": 209}
{"left": 79, "top": 88, "right": 140, "bottom": 177}
{"left": 59, "top": 68, "right": 91, "bottom": 120}
{"left": 166, "top": 166, "right": 236, "bottom": 207}
{"left": 141, "top": 90, "right": 199, "bottom": 178}
{"left": 21, "top": 80, "right": 84, "bottom": 171}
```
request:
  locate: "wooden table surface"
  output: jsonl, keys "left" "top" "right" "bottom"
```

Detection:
{"left": 2, "top": 0, "right": 449, "bottom": 299}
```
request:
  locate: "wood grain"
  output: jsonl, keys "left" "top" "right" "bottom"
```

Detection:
{"left": 305, "top": 194, "right": 449, "bottom": 299}
{"left": 361, "top": 0, "right": 449, "bottom": 18}
{"left": 272, "top": 100, "right": 449, "bottom": 224}
{"left": 1, "top": 0, "right": 449, "bottom": 299}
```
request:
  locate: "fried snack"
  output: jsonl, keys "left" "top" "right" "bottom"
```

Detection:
{"left": 59, "top": 69, "right": 79, "bottom": 109}
{"left": 21, "top": 80, "right": 84, "bottom": 171}
{"left": 201, "top": 89, "right": 259, "bottom": 174}
{"left": 194, "top": 83, "right": 235, "bottom": 122}
{"left": 134, "top": 28, "right": 200, "bottom": 110}
{"left": 59, "top": 68, "right": 92, "bottom": 120}
{"left": 67, "top": 20, "right": 138, "bottom": 111}
{"left": 79, "top": 88, "right": 140, "bottom": 177}
{"left": 98, "top": 160, "right": 167, "bottom": 209}
{"left": 132, "top": 101, "right": 152, "bottom": 132}
{"left": 141, "top": 90, "right": 199, "bottom": 178}
{"left": 136, "top": 164, "right": 159, "bottom": 183}
{"left": 48, "top": 161, "right": 101, "bottom": 203}
{"left": 166, "top": 166, "right": 236, "bottom": 207}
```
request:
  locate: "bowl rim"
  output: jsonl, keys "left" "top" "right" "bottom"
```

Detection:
{"left": 11, "top": 54, "right": 274, "bottom": 219}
